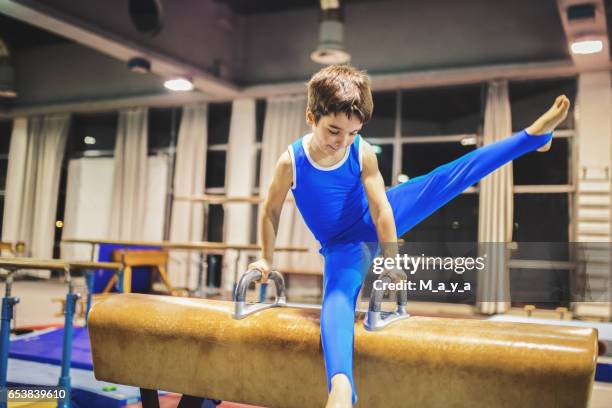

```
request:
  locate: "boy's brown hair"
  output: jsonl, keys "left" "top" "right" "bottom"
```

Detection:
{"left": 307, "top": 64, "right": 373, "bottom": 124}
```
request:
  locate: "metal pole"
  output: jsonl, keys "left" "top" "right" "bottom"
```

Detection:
{"left": 0, "top": 269, "right": 18, "bottom": 408}
{"left": 57, "top": 266, "right": 78, "bottom": 408}
{"left": 84, "top": 271, "right": 94, "bottom": 326}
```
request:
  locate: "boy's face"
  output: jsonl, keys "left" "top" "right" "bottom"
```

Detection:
{"left": 306, "top": 111, "right": 363, "bottom": 155}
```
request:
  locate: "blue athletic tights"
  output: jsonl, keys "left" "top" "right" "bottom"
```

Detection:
{"left": 319, "top": 129, "right": 552, "bottom": 405}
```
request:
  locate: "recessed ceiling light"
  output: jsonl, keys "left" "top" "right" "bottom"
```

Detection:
{"left": 570, "top": 39, "right": 603, "bottom": 55}
{"left": 84, "top": 136, "right": 96, "bottom": 145}
{"left": 164, "top": 78, "right": 193, "bottom": 91}
{"left": 127, "top": 57, "right": 151, "bottom": 73}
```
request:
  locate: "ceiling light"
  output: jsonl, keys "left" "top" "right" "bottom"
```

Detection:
{"left": 570, "top": 39, "right": 603, "bottom": 54}
{"left": 84, "top": 136, "right": 96, "bottom": 145}
{"left": 164, "top": 78, "right": 193, "bottom": 92}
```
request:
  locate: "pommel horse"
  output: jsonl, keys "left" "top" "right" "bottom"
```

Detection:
{"left": 88, "top": 270, "right": 598, "bottom": 408}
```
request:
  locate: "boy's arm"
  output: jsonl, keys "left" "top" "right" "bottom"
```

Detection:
{"left": 251, "top": 150, "right": 293, "bottom": 280}
{"left": 360, "top": 141, "right": 399, "bottom": 259}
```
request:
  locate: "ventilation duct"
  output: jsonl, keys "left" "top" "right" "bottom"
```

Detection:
{"left": 0, "top": 38, "right": 16, "bottom": 98}
{"left": 311, "top": 0, "right": 351, "bottom": 65}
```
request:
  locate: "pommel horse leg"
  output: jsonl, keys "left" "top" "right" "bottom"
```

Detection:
{"left": 140, "top": 388, "right": 217, "bottom": 408}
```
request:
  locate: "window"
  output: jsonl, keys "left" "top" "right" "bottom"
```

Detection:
{"left": 0, "top": 154, "right": 8, "bottom": 187}
{"left": 206, "top": 204, "right": 225, "bottom": 288}
{"left": 511, "top": 194, "right": 571, "bottom": 308}
{"left": 362, "top": 91, "right": 396, "bottom": 138}
{"left": 373, "top": 143, "right": 394, "bottom": 186}
{"left": 149, "top": 107, "right": 181, "bottom": 152}
{"left": 53, "top": 157, "right": 69, "bottom": 259}
{"left": 510, "top": 78, "right": 576, "bottom": 131}
{"left": 68, "top": 112, "right": 118, "bottom": 155}
{"left": 510, "top": 78, "right": 576, "bottom": 186}
{"left": 399, "top": 85, "right": 483, "bottom": 243}
{"left": 0, "top": 120, "right": 11, "bottom": 153}
{"left": 206, "top": 204, "right": 224, "bottom": 289}
{"left": 402, "top": 142, "right": 476, "bottom": 178}
{"left": 513, "top": 193, "right": 569, "bottom": 243}
{"left": 252, "top": 99, "right": 267, "bottom": 243}
{"left": 204, "top": 103, "right": 233, "bottom": 286}
{"left": 361, "top": 92, "right": 397, "bottom": 188}
{"left": 512, "top": 138, "right": 569, "bottom": 185}
{"left": 0, "top": 129, "right": 9, "bottom": 190}
{"left": 401, "top": 85, "right": 483, "bottom": 136}
{"left": 253, "top": 99, "right": 266, "bottom": 189}
{"left": 205, "top": 150, "right": 227, "bottom": 188}
{"left": 508, "top": 78, "right": 576, "bottom": 308}
{"left": 208, "top": 103, "right": 231, "bottom": 145}
{"left": 205, "top": 103, "right": 231, "bottom": 191}
{"left": 255, "top": 99, "right": 266, "bottom": 143}
{"left": 401, "top": 195, "right": 479, "bottom": 242}
{"left": 510, "top": 268, "right": 570, "bottom": 307}
{"left": 254, "top": 149, "right": 262, "bottom": 189}
{"left": 207, "top": 204, "right": 224, "bottom": 242}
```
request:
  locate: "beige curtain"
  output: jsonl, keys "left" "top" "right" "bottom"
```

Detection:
{"left": 477, "top": 80, "right": 513, "bottom": 314}
{"left": 109, "top": 108, "right": 149, "bottom": 240}
{"left": 259, "top": 95, "right": 323, "bottom": 276}
{"left": 168, "top": 104, "right": 208, "bottom": 289}
{"left": 2, "top": 115, "right": 70, "bottom": 277}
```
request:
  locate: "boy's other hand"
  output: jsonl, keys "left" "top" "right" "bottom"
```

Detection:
{"left": 248, "top": 258, "right": 272, "bottom": 283}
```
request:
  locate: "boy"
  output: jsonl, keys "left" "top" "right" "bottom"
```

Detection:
{"left": 248, "top": 65, "right": 570, "bottom": 407}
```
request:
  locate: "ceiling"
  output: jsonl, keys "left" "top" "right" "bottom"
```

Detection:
{"left": 0, "top": 13, "right": 68, "bottom": 52}
{"left": 0, "top": 0, "right": 610, "bottom": 110}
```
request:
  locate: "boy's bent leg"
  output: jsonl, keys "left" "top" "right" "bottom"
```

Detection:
{"left": 387, "top": 129, "right": 552, "bottom": 236}
{"left": 321, "top": 243, "right": 372, "bottom": 406}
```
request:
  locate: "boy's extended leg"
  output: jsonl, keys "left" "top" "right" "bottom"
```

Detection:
{"left": 387, "top": 129, "right": 552, "bottom": 236}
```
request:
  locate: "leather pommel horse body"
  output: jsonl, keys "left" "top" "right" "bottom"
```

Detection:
{"left": 88, "top": 294, "right": 597, "bottom": 408}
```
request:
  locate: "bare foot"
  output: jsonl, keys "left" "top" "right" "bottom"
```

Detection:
{"left": 525, "top": 95, "right": 571, "bottom": 152}
{"left": 325, "top": 374, "right": 353, "bottom": 408}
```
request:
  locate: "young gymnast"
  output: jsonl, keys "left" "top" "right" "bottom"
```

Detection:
{"left": 248, "top": 64, "right": 570, "bottom": 407}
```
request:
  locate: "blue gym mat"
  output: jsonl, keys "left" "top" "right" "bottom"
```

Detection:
{"left": 9, "top": 327, "right": 93, "bottom": 370}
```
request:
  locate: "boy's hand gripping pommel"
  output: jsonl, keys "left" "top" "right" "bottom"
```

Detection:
{"left": 247, "top": 258, "right": 272, "bottom": 283}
